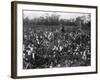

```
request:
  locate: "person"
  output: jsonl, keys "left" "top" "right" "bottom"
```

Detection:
{"left": 60, "top": 24, "right": 65, "bottom": 33}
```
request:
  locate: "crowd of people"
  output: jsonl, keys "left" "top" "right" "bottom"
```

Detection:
{"left": 23, "top": 26, "right": 91, "bottom": 69}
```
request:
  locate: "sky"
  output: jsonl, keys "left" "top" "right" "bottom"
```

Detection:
{"left": 23, "top": 10, "right": 90, "bottom": 20}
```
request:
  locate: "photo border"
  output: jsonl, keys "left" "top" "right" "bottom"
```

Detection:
{"left": 11, "top": 1, "right": 98, "bottom": 79}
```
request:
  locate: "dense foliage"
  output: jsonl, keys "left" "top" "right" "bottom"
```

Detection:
{"left": 23, "top": 14, "right": 91, "bottom": 69}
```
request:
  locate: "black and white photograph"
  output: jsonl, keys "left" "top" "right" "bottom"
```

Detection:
{"left": 11, "top": 1, "right": 97, "bottom": 78}
{"left": 23, "top": 11, "right": 91, "bottom": 69}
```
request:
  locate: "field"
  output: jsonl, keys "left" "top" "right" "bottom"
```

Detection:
{"left": 23, "top": 24, "right": 91, "bottom": 69}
